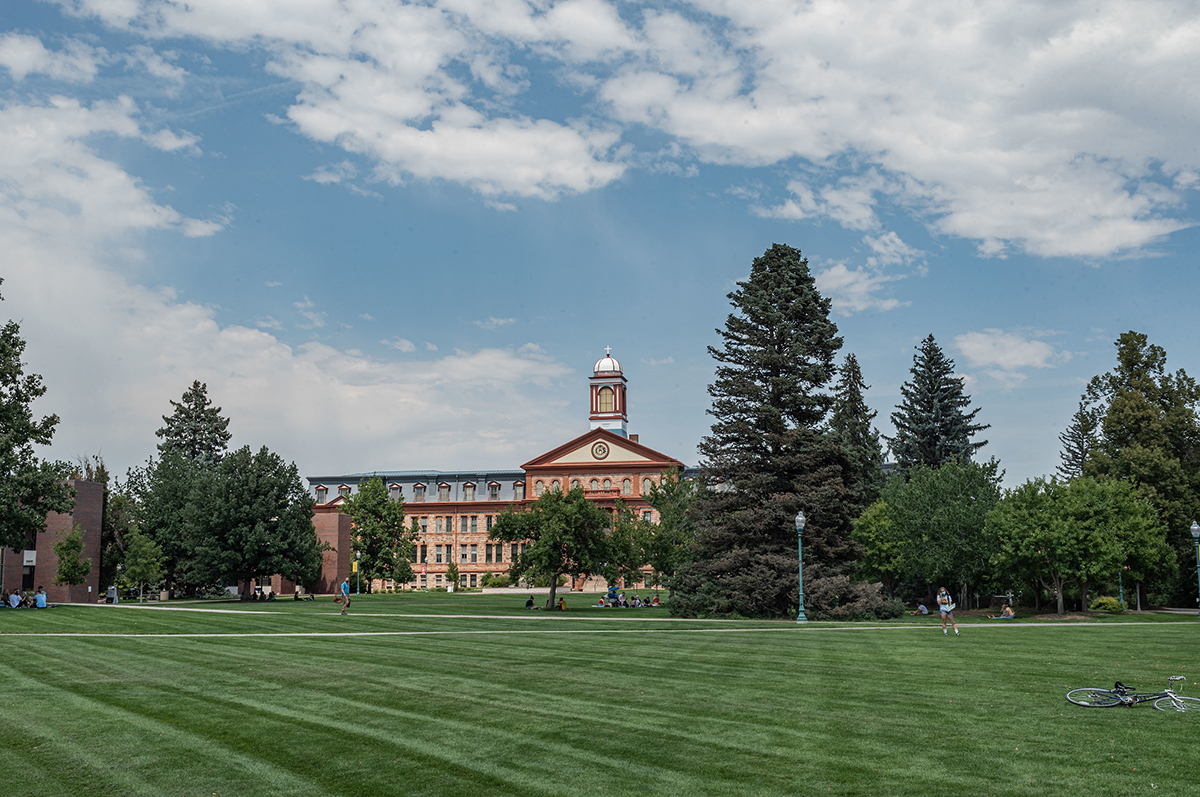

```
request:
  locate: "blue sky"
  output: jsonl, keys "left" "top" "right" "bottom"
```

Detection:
{"left": 3, "top": 0, "right": 1199, "bottom": 487}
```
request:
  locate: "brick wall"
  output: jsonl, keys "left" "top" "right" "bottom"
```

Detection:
{"left": 2, "top": 480, "right": 103, "bottom": 603}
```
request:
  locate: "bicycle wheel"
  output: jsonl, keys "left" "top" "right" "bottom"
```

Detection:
{"left": 1066, "top": 688, "right": 1123, "bottom": 707}
{"left": 1154, "top": 696, "right": 1200, "bottom": 712}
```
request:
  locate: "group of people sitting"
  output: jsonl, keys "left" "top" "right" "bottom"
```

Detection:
{"left": 909, "top": 600, "right": 1016, "bottom": 618}
{"left": 2, "top": 587, "right": 50, "bottom": 609}
{"left": 293, "top": 586, "right": 316, "bottom": 601}
{"left": 524, "top": 596, "right": 568, "bottom": 610}
{"left": 596, "top": 592, "right": 660, "bottom": 608}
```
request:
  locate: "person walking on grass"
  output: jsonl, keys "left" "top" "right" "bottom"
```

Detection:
{"left": 339, "top": 577, "right": 351, "bottom": 615}
{"left": 937, "top": 587, "right": 959, "bottom": 636}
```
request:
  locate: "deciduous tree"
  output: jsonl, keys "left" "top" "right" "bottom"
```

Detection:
{"left": 489, "top": 486, "right": 610, "bottom": 609}
{"left": 121, "top": 530, "right": 164, "bottom": 604}
{"left": 53, "top": 524, "right": 91, "bottom": 603}
{"left": 343, "top": 475, "right": 414, "bottom": 590}
{"left": 0, "top": 281, "right": 74, "bottom": 551}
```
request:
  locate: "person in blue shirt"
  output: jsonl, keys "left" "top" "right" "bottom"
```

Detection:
{"left": 339, "top": 577, "right": 351, "bottom": 615}
{"left": 34, "top": 586, "right": 48, "bottom": 609}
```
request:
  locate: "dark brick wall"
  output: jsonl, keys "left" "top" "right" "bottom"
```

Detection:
{"left": 313, "top": 512, "right": 352, "bottom": 594}
{"left": 2, "top": 480, "right": 103, "bottom": 603}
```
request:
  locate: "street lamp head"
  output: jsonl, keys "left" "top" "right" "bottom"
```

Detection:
{"left": 356, "top": 550, "right": 361, "bottom": 559}
{"left": 1191, "top": 521, "right": 1199, "bottom": 540}
{"left": 795, "top": 511, "right": 806, "bottom": 532}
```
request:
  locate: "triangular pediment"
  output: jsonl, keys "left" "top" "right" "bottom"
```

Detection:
{"left": 522, "top": 428, "right": 682, "bottom": 471}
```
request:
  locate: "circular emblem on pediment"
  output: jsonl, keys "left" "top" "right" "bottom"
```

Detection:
{"left": 591, "top": 441, "right": 610, "bottom": 460}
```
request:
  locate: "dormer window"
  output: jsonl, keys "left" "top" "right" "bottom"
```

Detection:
{"left": 463, "top": 483, "right": 475, "bottom": 501}
{"left": 488, "top": 483, "right": 499, "bottom": 500}
{"left": 438, "top": 484, "right": 450, "bottom": 501}
{"left": 389, "top": 484, "right": 401, "bottom": 502}
{"left": 414, "top": 484, "right": 426, "bottom": 502}
{"left": 514, "top": 482, "right": 525, "bottom": 500}
{"left": 338, "top": 485, "right": 351, "bottom": 498}
{"left": 598, "top": 386, "right": 615, "bottom": 413}
{"left": 315, "top": 486, "right": 328, "bottom": 504}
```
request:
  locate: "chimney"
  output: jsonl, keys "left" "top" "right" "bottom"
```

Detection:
{"left": 629, "top": 434, "right": 639, "bottom": 443}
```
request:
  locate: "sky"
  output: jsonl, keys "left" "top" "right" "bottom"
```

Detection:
{"left": 3, "top": 0, "right": 1200, "bottom": 488}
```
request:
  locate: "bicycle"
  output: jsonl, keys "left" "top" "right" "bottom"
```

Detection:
{"left": 1066, "top": 676, "right": 1200, "bottom": 712}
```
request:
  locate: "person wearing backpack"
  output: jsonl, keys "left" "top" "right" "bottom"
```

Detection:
{"left": 938, "top": 587, "right": 959, "bottom": 636}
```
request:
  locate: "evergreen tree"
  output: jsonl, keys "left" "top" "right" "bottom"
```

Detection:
{"left": 675, "top": 243, "right": 856, "bottom": 619}
{"left": 156, "top": 381, "right": 232, "bottom": 463}
{"left": 829, "top": 353, "right": 886, "bottom": 518}
{"left": 0, "top": 281, "right": 74, "bottom": 551}
{"left": 1056, "top": 401, "right": 1098, "bottom": 480}
{"left": 886, "top": 334, "right": 988, "bottom": 469}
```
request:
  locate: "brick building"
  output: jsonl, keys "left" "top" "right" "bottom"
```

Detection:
{"left": 1, "top": 479, "right": 103, "bottom": 603}
{"left": 306, "top": 351, "right": 692, "bottom": 592}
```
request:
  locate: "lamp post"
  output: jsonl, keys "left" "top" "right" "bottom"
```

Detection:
{"left": 356, "top": 550, "right": 361, "bottom": 596}
{"left": 795, "top": 511, "right": 807, "bottom": 623}
{"left": 1191, "top": 521, "right": 1199, "bottom": 617}
{"left": 1118, "top": 565, "right": 1126, "bottom": 611}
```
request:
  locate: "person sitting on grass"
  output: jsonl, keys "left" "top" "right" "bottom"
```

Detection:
{"left": 1, "top": 590, "right": 8, "bottom": 608}
{"left": 525, "top": 596, "right": 535, "bottom": 610}
{"left": 987, "top": 604, "right": 1016, "bottom": 619}
{"left": 595, "top": 597, "right": 606, "bottom": 607}
{"left": 9, "top": 590, "right": 21, "bottom": 609}
{"left": 910, "top": 603, "right": 929, "bottom": 616}
{"left": 651, "top": 594, "right": 661, "bottom": 606}
{"left": 294, "top": 586, "right": 303, "bottom": 601}
{"left": 557, "top": 597, "right": 566, "bottom": 611}
{"left": 34, "top": 587, "right": 47, "bottom": 609}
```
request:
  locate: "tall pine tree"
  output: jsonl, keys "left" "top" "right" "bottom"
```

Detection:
{"left": 885, "top": 335, "right": 988, "bottom": 469}
{"left": 156, "top": 381, "right": 232, "bottom": 463}
{"left": 829, "top": 353, "right": 885, "bottom": 520}
{"left": 674, "top": 244, "right": 857, "bottom": 618}
{"left": 1056, "top": 401, "right": 1098, "bottom": 479}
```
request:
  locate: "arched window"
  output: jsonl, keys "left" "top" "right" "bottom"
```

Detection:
{"left": 643, "top": 478, "right": 652, "bottom": 494}
{"left": 571, "top": 479, "right": 580, "bottom": 490}
{"left": 535, "top": 481, "right": 544, "bottom": 497}
{"left": 551, "top": 480, "right": 560, "bottom": 492}
{"left": 603, "top": 478, "right": 611, "bottom": 490}
{"left": 598, "top": 386, "right": 614, "bottom": 413}
{"left": 590, "top": 479, "right": 599, "bottom": 490}
{"left": 622, "top": 478, "right": 631, "bottom": 495}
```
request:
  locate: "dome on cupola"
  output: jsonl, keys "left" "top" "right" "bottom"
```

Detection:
{"left": 593, "top": 347, "right": 622, "bottom": 375}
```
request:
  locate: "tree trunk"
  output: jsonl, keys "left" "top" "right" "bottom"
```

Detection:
{"left": 1052, "top": 580, "right": 1064, "bottom": 615}
{"left": 1136, "top": 581, "right": 1142, "bottom": 611}
{"left": 1033, "top": 584, "right": 1040, "bottom": 611}
{"left": 240, "top": 578, "right": 252, "bottom": 601}
{"left": 1080, "top": 579, "right": 1088, "bottom": 613}
{"left": 548, "top": 578, "right": 558, "bottom": 610}
{"left": 67, "top": 585, "right": 71, "bottom": 604}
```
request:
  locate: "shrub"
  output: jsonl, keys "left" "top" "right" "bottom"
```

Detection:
{"left": 805, "top": 574, "right": 905, "bottom": 621}
{"left": 1089, "top": 595, "right": 1124, "bottom": 613}
{"left": 480, "top": 573, "right": 510, "bottom": 588}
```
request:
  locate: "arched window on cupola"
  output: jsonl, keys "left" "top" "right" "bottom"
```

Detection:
{"left": 598, "top": 386, "right": 615, "bottom": 413}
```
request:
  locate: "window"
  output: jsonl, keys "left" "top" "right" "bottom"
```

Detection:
{"left": 420, "top": 574, "right": 427, "bottom": 586}
{"left": 315, "top": 486, "right": 328, "bottom": 503}
{"left": 460, "top": 544, "right": 468, "bottom": 563}
{"left": 598, "top": 386, "right": 614, "bottom": 413}
{"left": 435, "top": 517, "right": 444, "bottom": 534}
{"left": 469, "top": 574, "right": 477, "bottom": 587}
{"left": 338, "top": 485, "right": 351, "bottom": 498}
{"left": 643, "top": 478, "right": 652, "bottom": 494}
{"left": 622, "top": 478, "right": 631, "bottom": 495}
{"left": 551, "top": 480, "right": 560, "bottom": 492}
{"left": 439, "top": 484, "right": 450, "bottom": 501}
{"left": 470, "top": 544, "right": 478, "bottom": 563}
{"left": 460, "top": 574, "right": 468, "bottom": 587}
{"left": 411, "top": 546, "right": 418, "bottom": 563}
{"left": 571, "top": 479, "right": 580, "bottom": 490}
{"left": 535, "top": 481, "right": 544, "bottom": 497}
{"left": 590, "top": 479, "right": 598, "bottom": 491}
{"left": 435, "top": 545, "right": 443, "bottom": 564}
{"left": 485, "top": 545, "right": 493, "bottom": 564}
{"left": 461, "top": 516, "right": 468, "bottom": 534}
{"left": 414, "top": 485, "right": 425, "bottom": 502}
{"left": 420, "top": 545, "right": 427, "bottom": 563}
{"left": 514, "top": 483, "right": 525, "bottom": 500}
{"left": 489, "top": 484, "right": 499, "bottom": 500}
{"left": 464, "top": 484, "right": 475, "bottom": 501}
{"left": 389, "top": 484, "right": 401, "bottom": 501}
{"left": 495, "top": 544, "right": 502, "bottom": 563}
{"left": 511, "top": 543, "right": 519, "bottom": 561}
{"left": 486, "top": 515, "right": 493, "bottom": 532}
{"left": 643, "top": 511, "right": 652, "bottom": 523}
{"left": 420, "top": 517, "right": 428, "bottom": 534}
{"left": 603, "top": 478, "right": 611, "bottom": 490}
{"left": 435, "top": 575, "right": 442, "bottom": 585}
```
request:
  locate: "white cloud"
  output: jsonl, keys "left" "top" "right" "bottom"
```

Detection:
{"left": 305, "top": 160, "right": 358, "bottom": 185}
{"left": 863, "top": 231, "right": 924, "bottom": 270}
{"left": 358, "top": 313, "right": 373, "bottom": 321}
{"left": 124, "top": 44, "right": 187, "bottom": 85}
{"left": 0, "top": 34, "right": 103, "bottom": 82}
{"left": 144, "top": 127, "right": 201, "bottom": 153}
{"left": 265, "top": 281, "right": 282, "bottom": 288}
{"left": 955, "top": 328, "right": 1071, "bottom": 387}
{"left": 424, "top": 341, "right": 438, "bottom": 351}
{"left": 293, "top": 297, "right": 326, "bottom": 329}
{"left": 814, "top": 263, "right": 904, "bottom": 316}
{"left": 382, "top": 337, "right": 416, "bottom": 352}
{"left": 641, "top": 356, "right": 674, "bottom": 366}
{"left": 475, "top": 316, "right": 515, "bottom": 330}
{"left": 255, "top": 316, "right": 284, "bottom": 330}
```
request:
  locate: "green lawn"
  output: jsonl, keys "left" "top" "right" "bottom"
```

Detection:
{"left": 2, "top": 594, "right": 1198, "bottom": 796}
